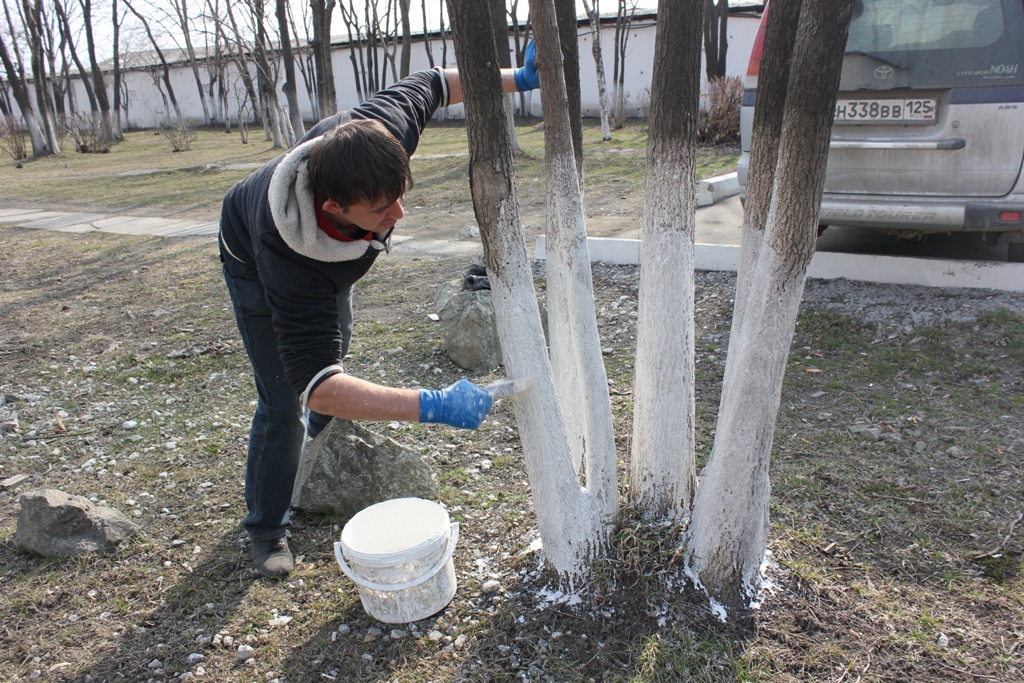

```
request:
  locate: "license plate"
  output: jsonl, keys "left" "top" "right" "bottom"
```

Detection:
{"left": 834, "top": 98, "right": 937, "bottom": 124}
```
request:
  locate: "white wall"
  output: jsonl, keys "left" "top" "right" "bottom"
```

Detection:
{"left": 11, "top": 13, "right": 761, "bottom": 130}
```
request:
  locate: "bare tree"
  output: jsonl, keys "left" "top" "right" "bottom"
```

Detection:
{"left": 110, "top": 0, "right": 124, "bottom": 137}
{"left": 78, "top": 0, "right": 112, "bottom": 144}
{"left": 419, "top": 0, "right": 433, "bottom": 67}
{"left": 276, "top": 0, "right": 304, "bottom": 139}
{"left": 309, "top": 0, "right": 336, "bottom": 115}
{"left": 288, "top": 0, "right": 319, "bottom": 119}
{"left": 686, "top": 0, "right": 855, "bottom": 615}
{"left": 0, "top": 0, "right": 45, "bottom": 154}
{"left": 508, "top": 0, "right": 529, "bottom": 116}
{"left": 630, "top": 0, "right": 703, "bottom": 521}
{"left": 53, "top": 0, "right": 100, "bottom": 149}
{"left": 20, "top": 0, "right": 61, "bottom": 153}
{"left": 704, "top": 0, "right": 728, "bottom": 81}
{"left": 581, "top": 0, "right": 610, "bottom": 140}
{"left": 166, "top": 0, "right": 212, "bottom": 126}
{"left": 611, "top": 0, "right": 637, "bottom": 128}
{"left": 123, "top": 0, "right": 183, "bottom": 124}
{"left": 399, "top": 0, "right": 410, "bottom": 78}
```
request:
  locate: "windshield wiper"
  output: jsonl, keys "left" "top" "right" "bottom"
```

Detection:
{"left": 845, "top": 50, "right": 909, "bottom": 69}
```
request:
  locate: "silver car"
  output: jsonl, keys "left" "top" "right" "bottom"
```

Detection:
{"left": 737, "top": 0, "right": 1024, "bottom": 262}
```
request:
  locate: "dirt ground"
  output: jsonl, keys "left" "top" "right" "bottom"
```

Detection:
{"left": 1, "top": 166, "right": 1022, "bottom": 681}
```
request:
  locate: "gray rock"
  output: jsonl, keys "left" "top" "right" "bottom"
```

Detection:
{"left": 434, "top": 279, "right": 548, "bottom": 372}
{"left": 848, "top": 424, "right": 881, "bottom": 441}
{"left": 16, "top": 489, "right": 139, "bottom": 557}
{"left": 291, "top": 420, "right": 438, "bottom": 517}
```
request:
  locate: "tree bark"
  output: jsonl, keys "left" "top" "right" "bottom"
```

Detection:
{"left": 446, "top": 0, "right": 607, "bottom": 584}
{"left": 528, "top": 0, "right": 617, "bottom": 521}
{"left": 581, "top": 0, "right": 611, "bottom": 141}
{"left": 276, "top": 0, "right": 305, "bottom": 138}
{"left": 554, "top": 0, "right": 582, "bottom": 181}
{"left": 79, "top": 0, "right": 112, "bottom": 144}
{"left": 489, "top": 0, "right": 519, "bottom": 151}
{"left": 686, "top": 0, "right": 855, "bottom": 617}
{"left": 420, "top": 0, "right": 434, "bottom": 67}
{"left": 399, "top": 0, "right": 411, "bottom": 78}
{"left": 310, "top": 0, "right": 337, "bottom": 115}
{"left": 630, "top": 0, "right": 702, "bottom": 521}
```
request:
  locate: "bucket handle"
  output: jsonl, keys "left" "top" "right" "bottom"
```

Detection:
{"left": 334, "top": 523, "right": 460, "bottom": 593}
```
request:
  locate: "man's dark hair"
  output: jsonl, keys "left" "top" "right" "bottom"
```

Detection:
{"left": 307, "top": 119, "right": 413, "bottom": 208}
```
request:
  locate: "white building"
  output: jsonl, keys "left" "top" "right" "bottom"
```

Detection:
{"left": 5, "top": 6, "right": 763, "bottom": 131}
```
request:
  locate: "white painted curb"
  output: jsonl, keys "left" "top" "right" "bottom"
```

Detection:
{"left": 534, "top": 236, "right": 1024, "bottom": 293}
{"left": 697, "top": 172, "right": 740, "bottom": 208}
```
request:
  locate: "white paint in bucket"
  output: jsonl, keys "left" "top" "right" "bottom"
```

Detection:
{"left": 334, "top": 497, "right": 459, "bottom": 624}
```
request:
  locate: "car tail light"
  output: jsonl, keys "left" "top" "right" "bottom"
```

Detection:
{"left": 999, "top": 211, "right": 1022, "bottom": 222}
{"left": 745, "top": 2, "right": 771, "bottom": 90}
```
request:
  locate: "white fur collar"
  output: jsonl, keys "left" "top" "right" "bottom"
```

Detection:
{"left": 268, "top": 134, "right": 391, "bottom": 262}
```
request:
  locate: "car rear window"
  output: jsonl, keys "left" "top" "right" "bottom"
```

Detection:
{"left": 844, "top": 0, "right": 1024, "bottom": 87}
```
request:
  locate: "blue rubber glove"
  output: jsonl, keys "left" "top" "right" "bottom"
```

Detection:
{"left": 419, "top": 379, "right": 494, "bottom": 429}
{"left": 513, "top": 40, "right": 540, "bottom": 92}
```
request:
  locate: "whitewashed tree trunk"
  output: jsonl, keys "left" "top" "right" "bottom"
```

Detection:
{"left": 446, "top": 0, "right": 607, "bottom": 583}
{"left": 630, "top": 0, "right": 703, "bottom": 521}
{"left": 527, "top": 0, "right": 617, "bottom": 521}
{"left": 686, "top": 0, "right": 856, "bottom": 616}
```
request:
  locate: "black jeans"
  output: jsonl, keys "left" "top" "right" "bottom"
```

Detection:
{"left": 222, "top": 256, "right": 353, "bottom": 542}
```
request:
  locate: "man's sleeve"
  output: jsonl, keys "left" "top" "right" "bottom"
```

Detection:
{"left": 349, "top": 69, "right": 449, "bottom": 155}
{"left": 256, "top": 243, "right": 349, "bottom": 397}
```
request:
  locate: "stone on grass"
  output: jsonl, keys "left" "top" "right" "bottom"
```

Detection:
{"left": 236, "top": 645, "right": 255, "bottom": 662}
{"left": 848, "top": 424, "right": 881, "bottom": 441}
{"left": 16, "top": 489, "right": 139, "bottom": 557}
{"left": 291, "top": 420, "right": 437, "bottom": 518}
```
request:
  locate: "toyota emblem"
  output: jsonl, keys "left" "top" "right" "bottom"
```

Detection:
{"left": 874, "top": 65, "right": 895, "bottom": 80}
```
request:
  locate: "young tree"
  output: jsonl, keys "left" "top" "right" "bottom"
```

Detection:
{"left": 704, "top": 0, "right": 728, "bottom": 80}
{"left": 309, "top": 0, "right": 337, "bottom": 115}
{"left": 0, "top": 2, "right": 46, "bottom": 154}
{"left": 610, "top": 0, "right": 636, "bottom": 129}
{"left": 446, "top": 0, "right": 610, "bottom": 583}
{"left": 630, "top": 0, "right": 703, "bottom": 521}
{"left": 124, "top": 0, "right": 183, "bottom": 124}
{"left": 20, "top": 0, "right": 61, "bottom": 153}
{"left": 168, "top": 0, "right": 212, "bottom": 126}
{"left": 79, "top": 0, "right": 113, "bottom": 144}
{"left": 685, "top": 0, "right": 855, "bottom": 614}
{"left": 275, "top": 0, "right": 304, "bottom": 138}
{"left": 581, "top": 0, "right": 611, "bottom": 141}
{"left": 399, "top": 0, "right": 410, "bottom": 78}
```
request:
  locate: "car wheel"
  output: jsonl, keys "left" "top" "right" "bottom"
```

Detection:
{"left": 1008, "top": 241, "right": 1024, "bottom": 263}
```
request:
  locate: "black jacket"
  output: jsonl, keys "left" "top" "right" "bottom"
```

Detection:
{"left": 218, "top": 69, "right": 450, "bottom": 400}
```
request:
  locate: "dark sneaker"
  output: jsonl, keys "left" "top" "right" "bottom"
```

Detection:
{"left": 252, "top": 536, "right": 293, "bottom": 578}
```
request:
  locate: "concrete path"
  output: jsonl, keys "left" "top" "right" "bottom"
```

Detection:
{"left": 0, "top": 208, "right": 220, "bottom": 237}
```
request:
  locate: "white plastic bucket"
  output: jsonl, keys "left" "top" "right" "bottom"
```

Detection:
{"left": 334, "top": 497, "right": 459, "bottom": 624}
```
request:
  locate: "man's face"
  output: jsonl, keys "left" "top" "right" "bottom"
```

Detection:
{"left": 323, "top": 196, "right": 405, "bottom": 233}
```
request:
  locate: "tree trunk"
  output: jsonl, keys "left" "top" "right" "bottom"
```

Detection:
{"left": 581, "top": 0, "right": 611, "bottom": 141}
{"left": 173, "top": 0, "right": 212, "bottom": 126}
{"left": 21, "top": 0, "right": 61, "bottom": 154}
{"left": 420, "top": 0, "right": 434, "bottom": 67}
{"left": 79, "top": 0, "right": 113, "bottom": 145}
{"left": 399, "top": 0, "right": 411, "bottom": 79}
{"left": 630, "top": 0, "right": 702, "bottom": 521}
{"left": 528, "top": 0, "right": 618, "bottom": 521}
{"left": 703, "top": 0, "right": 728, "bottom": 80}
{"left": 0, "top": 27, "right": 46, "bottom": 155}
{"left": 686, "top": 0, "right": 855, "bottom": 617}
{"left": 310, "top": 0, "right": 337, "bottom": 114}
{"left": 339, "top": 0, "right": 366, "bottom": 103}
{"left": 276, "top": 0, "right": 305, "bottom": 138}
{"left": 554, "top": 0, "right": 582, "bottom": 181}
{"left": 489, "top": 0, "right": 519, "bottom": 151}
{"left": 446, "top": 0, "right": 607, "bottom": 584}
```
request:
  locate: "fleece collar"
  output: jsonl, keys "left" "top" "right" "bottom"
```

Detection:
{"left": 267, "top": 134, "right": 391, "bottom": 262}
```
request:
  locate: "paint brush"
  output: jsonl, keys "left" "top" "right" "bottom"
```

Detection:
{"left": 484, "top": 377, "right": 537, "bottom": 399}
